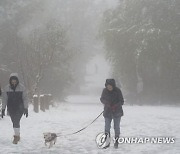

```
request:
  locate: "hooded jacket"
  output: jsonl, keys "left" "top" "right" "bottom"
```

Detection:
{"left": 100, "top": 79, "right": 124, "bottom": 118}
{"left": 2, "top": 73, "right": 29, "bottom": 112}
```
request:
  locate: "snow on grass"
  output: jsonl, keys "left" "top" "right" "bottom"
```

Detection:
{"left": 0, "top": 96, "right": 180, "bottom": 154}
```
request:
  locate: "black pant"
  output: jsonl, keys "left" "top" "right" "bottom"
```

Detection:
{"left": 9, "top": 111, "right": 23, "bottom": 128}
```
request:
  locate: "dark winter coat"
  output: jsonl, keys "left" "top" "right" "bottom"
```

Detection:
{"left": 2, "top": 73, "right": 28, "bottom": 113}
{"left": 100, "top": 79, "right": 124, "bottom": 118}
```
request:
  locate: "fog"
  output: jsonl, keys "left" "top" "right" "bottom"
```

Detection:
{"left": 0, "top": 0, "right": 180, "bottom": 105}
{"left": 0, "top": 1, "right": 180, "bottom": 153}
{"left": 0, "top": 0, "right": 117, "bottom": 98}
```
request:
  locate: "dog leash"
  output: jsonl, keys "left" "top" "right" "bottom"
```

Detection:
{"left": 56, "top": 111, "right": 104, "bottom": 137}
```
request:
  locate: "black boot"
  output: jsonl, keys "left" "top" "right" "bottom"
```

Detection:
{"left": 114, "top": 136, "right": 119, "bottom": 149}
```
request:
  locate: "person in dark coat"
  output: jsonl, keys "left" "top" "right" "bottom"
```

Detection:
{"left": 1, "top": 73, "right": 29, "bottom": 144}
{"left": 100, "top": 79, "right": 124, "bottom": 149}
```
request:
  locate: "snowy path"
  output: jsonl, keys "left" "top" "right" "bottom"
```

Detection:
{"left": 0, "top": 95, "right": 180, "bottom": 154}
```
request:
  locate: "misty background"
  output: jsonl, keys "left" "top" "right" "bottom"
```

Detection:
{"left": 0, "top": 0, "right": 180, "bottom": 105}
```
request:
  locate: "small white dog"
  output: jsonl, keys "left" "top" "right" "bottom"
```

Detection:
{"left": 43, "top": 132, "right": 57, "bottom": 148}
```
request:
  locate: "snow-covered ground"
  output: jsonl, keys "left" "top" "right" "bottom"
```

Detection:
{"left": 0, "top": 97, "right": 180, "bottom": 154}
{"left": 1, "top": 55, "right": 180, "bottom": 154}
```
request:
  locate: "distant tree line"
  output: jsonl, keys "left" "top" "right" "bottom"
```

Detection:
{"left": 0, "top": 1, "right": 80, "bottom": 99}
{"left": 0, "top": 0, "right": 112, "bottom": 100}
{"left": 101, "top": 0, "right": 180, "bottom": 105}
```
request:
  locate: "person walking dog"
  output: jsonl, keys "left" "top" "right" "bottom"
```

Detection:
{"left": 100, "top": 79, "right": 124, "bottom": 149}
{"left": 1, "top": 73, "right": 29, "bottom": 144}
